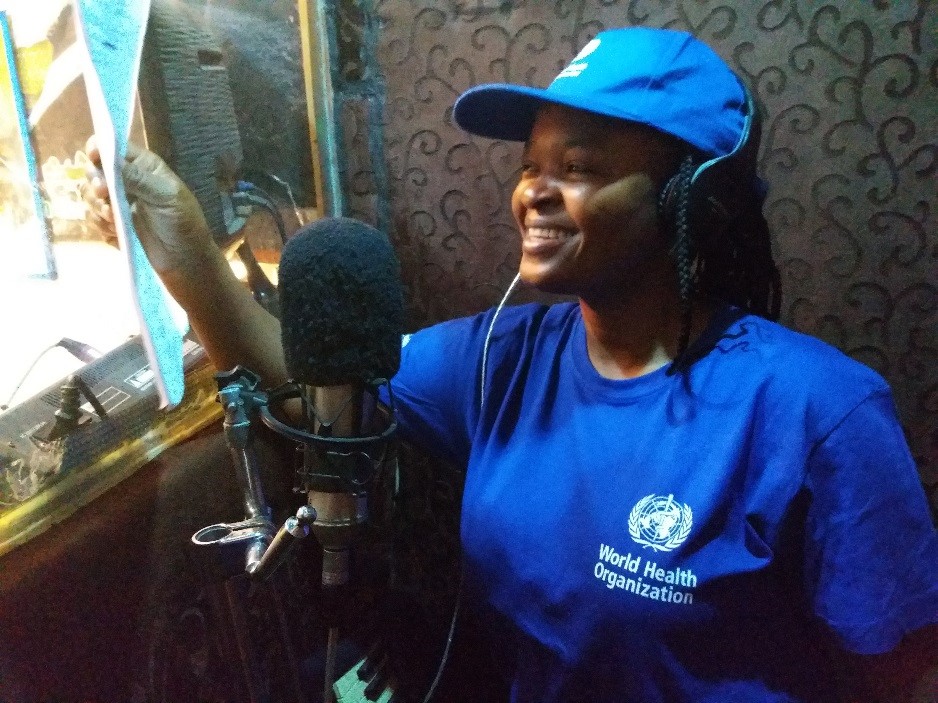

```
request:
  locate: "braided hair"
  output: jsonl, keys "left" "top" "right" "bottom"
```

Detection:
{"left": 659, "top": 152, "right": 783, "bottom": 372}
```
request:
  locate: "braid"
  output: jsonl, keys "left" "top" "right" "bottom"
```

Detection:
{"left": 662, "top": 153, "right": 783, "bottom": 375}
{"left": 695, "top": 183, "right": 782, "bottom": 321}
{"left": 671, "top": 155, "right": 697, "bottom": 358}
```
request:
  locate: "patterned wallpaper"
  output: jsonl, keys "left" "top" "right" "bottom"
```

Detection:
{"left": 326, "top": 0, "right": 937, "bottom": 508}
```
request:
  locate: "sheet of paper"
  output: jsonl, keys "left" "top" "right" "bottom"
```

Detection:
{"left": 74, "top": 0, "right": 187, "bottom": 409}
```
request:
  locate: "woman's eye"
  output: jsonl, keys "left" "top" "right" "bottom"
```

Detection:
{"left": 566, "top": 162, "right": 590, "bottom": 175}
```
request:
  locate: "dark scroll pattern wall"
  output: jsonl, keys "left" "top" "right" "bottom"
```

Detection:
{"left": 330, "top": 0, "right": 937, "bottom": 509}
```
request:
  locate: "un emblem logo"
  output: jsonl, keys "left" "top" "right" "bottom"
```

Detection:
{"left": 628, "top": 494, "right": 693, "bottom": 552}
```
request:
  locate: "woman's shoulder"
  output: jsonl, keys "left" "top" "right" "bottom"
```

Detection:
{"left": 731, "top": 313, "right": 886, "bottom": 385}
{"left": 709, "top": 311, "right": 893, "bottom": 429}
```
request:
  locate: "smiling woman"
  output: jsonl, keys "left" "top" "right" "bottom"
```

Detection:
{"left": 68, "top": 20, "right": 937, "bottom": 702}
{"left": 0, "top": 4, "right": 934, "bottom": 701}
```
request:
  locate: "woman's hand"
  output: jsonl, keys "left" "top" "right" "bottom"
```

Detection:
{"left": 83, "top": 137, "right": 287, "bottom": 383}
{"left": 84, "top": 138, "right": 216, "bottom": 278}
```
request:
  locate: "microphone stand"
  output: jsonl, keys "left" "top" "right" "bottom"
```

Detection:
{"left": 260, "top": 380, "right": 397, "bottom": 703}
{"left": 190, "top": 367, "right": 312, "bottom": 703}
{"left": 305, "top": 383, "right": 364, "bottom": 703}
{"left": 191, "top": 367, "right": 397, "bottom": 703}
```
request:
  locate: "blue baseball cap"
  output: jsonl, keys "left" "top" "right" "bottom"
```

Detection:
{"left": 453, "top": 27, "right": 749, "bottom": 161}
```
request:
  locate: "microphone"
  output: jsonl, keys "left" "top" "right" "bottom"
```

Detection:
{"left": 272, "top": 216, "right": 404, "bottom": 702}
{"left": 277, "top": 214, "right": 403, "bottom": 573}
{"left": 189, "top": 219, "right": 402, "bottom": 703}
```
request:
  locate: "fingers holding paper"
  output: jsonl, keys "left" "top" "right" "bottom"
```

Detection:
{"left": 83, "top": 137, "right": 215, "bottom": 277}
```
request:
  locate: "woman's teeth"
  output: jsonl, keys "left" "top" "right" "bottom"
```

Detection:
{"left": 527, "top": 227, "right": 575, "bottom": 240}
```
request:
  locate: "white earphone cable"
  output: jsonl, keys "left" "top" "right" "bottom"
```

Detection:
{"left": 480, "top": 272, "right": 521, "bottom": 414}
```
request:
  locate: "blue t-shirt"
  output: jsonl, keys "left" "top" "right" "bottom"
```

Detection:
{"left": 381, "top": 302, "right": 937, "bottom": 702}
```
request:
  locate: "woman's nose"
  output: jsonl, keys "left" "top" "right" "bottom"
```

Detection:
{"left": 521, "top": 175, "right": 561, "bottom": 209}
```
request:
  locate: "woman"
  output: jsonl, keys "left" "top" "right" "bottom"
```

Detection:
{"left": 89, "top": 27, "right": 936, "bottom": 703}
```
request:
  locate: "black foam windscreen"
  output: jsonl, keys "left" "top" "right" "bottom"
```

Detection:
{"left": 278, "top": 218, "right": 404, "bottom": 386}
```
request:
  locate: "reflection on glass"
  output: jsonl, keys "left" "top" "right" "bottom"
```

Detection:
{"left": 0, "top": 11, "right": 54, "bottom": 281}
{"left": 0, "top": 3, "right": 140, "bottom": 415}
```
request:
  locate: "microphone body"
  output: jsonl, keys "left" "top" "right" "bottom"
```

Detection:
{"left": 304, "top": 382, "right": 367, "bottom": 591}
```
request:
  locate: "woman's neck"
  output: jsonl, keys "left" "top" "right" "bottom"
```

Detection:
{"left": 578, "top": 282, "right": 715, "bottom": 380}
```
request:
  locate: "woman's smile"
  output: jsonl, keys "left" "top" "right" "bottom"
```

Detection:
{"left": 522, "top": 225, "right": 580, "bottom": 256}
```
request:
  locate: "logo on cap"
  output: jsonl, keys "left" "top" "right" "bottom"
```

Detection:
{"left": 555, "top": 38, "right": 600, "bottom": 80}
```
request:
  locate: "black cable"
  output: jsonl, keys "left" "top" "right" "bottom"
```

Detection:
{"left": 237, "top": 175, "right": 294, "bottom": 245}
{"left": 241, "top": 168, "right": 305, "bottom": 224}
{"left": 1, "top": 338, "right": 102, "bottom": 411}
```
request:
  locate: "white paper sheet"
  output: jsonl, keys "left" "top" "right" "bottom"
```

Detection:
{"left": 74, "top": 0, "right": 187, "bottom": 409}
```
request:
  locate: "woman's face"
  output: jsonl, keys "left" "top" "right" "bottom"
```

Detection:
{"left": 511, "top": 104, "right": 682, "bottom": 299}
